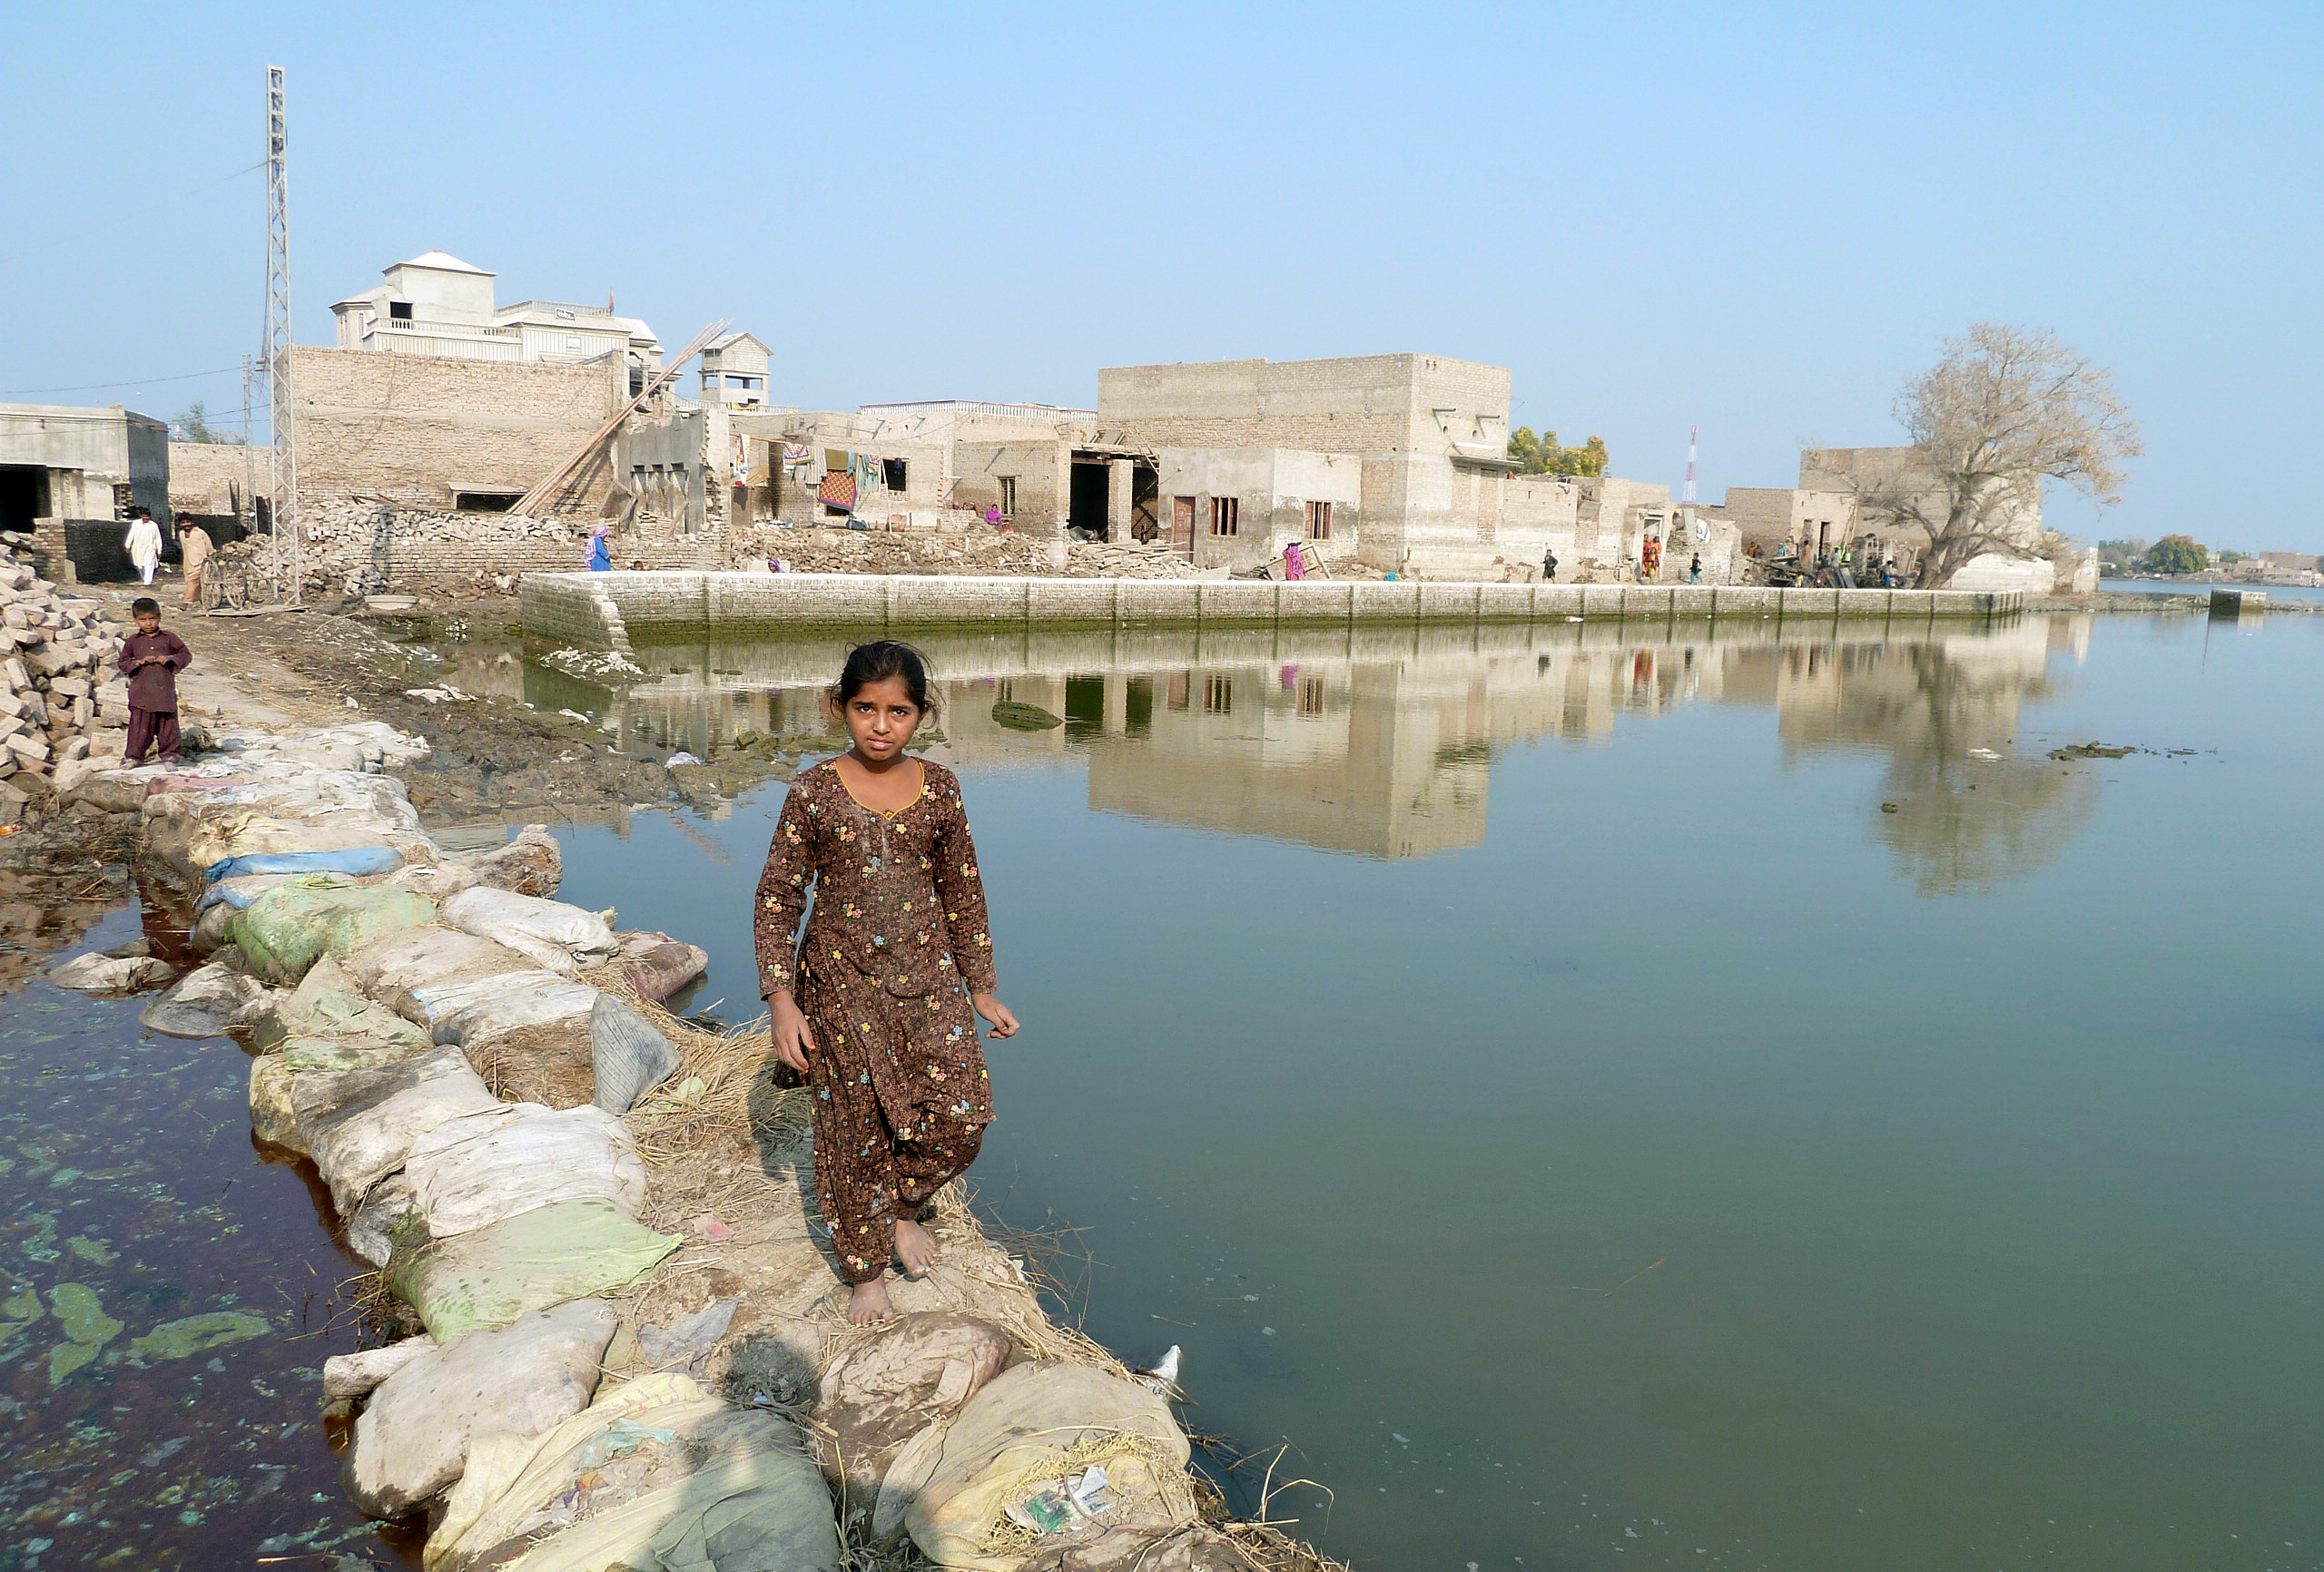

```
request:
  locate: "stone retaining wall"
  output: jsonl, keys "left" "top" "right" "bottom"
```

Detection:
{"left": 525, "top": 571, "right": 2021, "bottom": 647}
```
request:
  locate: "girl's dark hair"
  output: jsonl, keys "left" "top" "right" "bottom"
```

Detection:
{"left": 831, "top": 640, "right": 936, "bottom": 714}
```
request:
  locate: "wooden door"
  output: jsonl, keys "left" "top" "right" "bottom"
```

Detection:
{"left": 1169, "top": 496, "right": 1196, "bottom": 555}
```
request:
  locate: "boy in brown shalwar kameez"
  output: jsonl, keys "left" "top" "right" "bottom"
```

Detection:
{"left": 754, "top": 641, "right": 1019, "bottom": 1323}
{"left": 119, "top": 597, "right": 192, "bottom": 765}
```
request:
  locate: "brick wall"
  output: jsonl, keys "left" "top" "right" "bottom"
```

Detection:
{"left": 291, "top": 346, "right": 625, "bottom": 513}
{"left": 168, "top": 441, "right": 262, "bottom": 514}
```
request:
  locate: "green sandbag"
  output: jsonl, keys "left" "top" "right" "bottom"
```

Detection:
{"left": 226, "top": 876, "right": 438, "bottom": 986}
{"left": 388, "top": 1198, "right": 682, "bottom": 1341}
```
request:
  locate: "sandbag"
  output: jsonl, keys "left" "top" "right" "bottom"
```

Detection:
{"left": 229, "top": 875, "right": 438, "bottom": 986}
{"left": 49, "top": 951, "right": 175, "bottom": 994}
{"left": 591, "top": 994, "right": 680, "bottom": 1115}
{"left": 894, "top": 1362, "right": 1196, "bottom": 1571}
{"left": 250, "top": 1054, "right": 303, "bottom": 1151}
{"left": 193, "top": 872, "right": 294, "bottom": 918}
{"left": 428, "top": 1373, "right": 839, "bottom": 1572}
{"left": 404, "top": 1103, "right": 645, "bottom": 1239}
{"left": 463, "top": 822, "right": 563, "bottom": 899}
{"left": 345, "top": 1300, "right": 615, "bottom": 1518}
{"left": 386, "top": 1198, "right": 682, "bottom": 1341}
{"left": 290, "top": 1045, "right": 501, "bottom": 1216}
{"left": 342, "top": 926, "right": 535, "bottom": 1007}
{"left": 412, "top": 970, "right": 599, "bottom": 1048}
{"left": 204, "top": 845, "right": 405, "bottom": 884}
{"left": 613, "top": 932, "right": 710, "bottom": 1005}
{"left": 251, "top": 953, "right": 429, "bottom": 1053}
{"left": 347, "top": 1174, "right": 420, "bottom": 1268}
{"left": 440, "top": 888, "right": 616, "bottom": 977}
{"left": 820, "top": 1314, "right": 1011, "bottom": 1508}
{"left": 323, "top": 1334, "right": 432, "bottom": 1400}
{"left": 140, "top": 960, "right": 267, "bottom": 1038}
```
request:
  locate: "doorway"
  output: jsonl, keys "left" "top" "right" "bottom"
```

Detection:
{"left": 1169, "top": 496, "right": 1196, "bottom": 555}
{"left": 1068, "top": 462, "right": 1108, "bottom": 536}
{"left": 0, "top": 467, "right": 49, "bottom": 535}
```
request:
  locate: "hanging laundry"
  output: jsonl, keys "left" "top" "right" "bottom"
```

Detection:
{"left": 818, "top": 470, "right": 858, "bottom": 511}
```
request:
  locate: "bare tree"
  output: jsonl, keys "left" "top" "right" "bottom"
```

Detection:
{"left": 1856, "top": 324, "right": 2141, "bottom": 587}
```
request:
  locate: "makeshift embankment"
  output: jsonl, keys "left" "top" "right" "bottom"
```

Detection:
{"left": 524, "top": 570, "right": 2024, "bottom": 650}
{"left": 46, "top": 719, "right": 1328, "bottom": 1569}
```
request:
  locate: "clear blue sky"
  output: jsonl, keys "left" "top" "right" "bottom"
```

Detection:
{"left": 5, "top": 3, "right": 2318, "bottom": 550}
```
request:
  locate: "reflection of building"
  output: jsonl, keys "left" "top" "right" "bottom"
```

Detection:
{"left": 559, "top": 614, "right": 2085, "bottom": 874}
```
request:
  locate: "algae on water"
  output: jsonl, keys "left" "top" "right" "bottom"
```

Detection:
{"left": 130, "top": 1311, "right": 272, "bottom": 1362}
{"left": 46, "top": 1282, "right": 123, "bottom": 1386}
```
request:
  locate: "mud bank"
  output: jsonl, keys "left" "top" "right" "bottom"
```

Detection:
{"left": 38, "top": 700, "right": 1332, "bottom": 1568}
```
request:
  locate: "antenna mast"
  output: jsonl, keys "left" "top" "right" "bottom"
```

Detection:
{"left": 263, "top": 65, "right": 301, "bottom": 604}
{"left": 1683, "top": 425, "right": 1698, "bottom": 506}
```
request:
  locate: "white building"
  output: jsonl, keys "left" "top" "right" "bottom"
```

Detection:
{"left": 330, "top": 251, "right": 662, "bottom": 383}
{"left": 698, "top": 333, "right": 770, "bottom": 408}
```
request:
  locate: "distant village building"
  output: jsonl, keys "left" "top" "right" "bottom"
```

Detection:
{"left": 1798, "top": 446, "right": 2050, "bottom": 590}
{"left": 698, "top": 334, "right": 770, "bottom": 409}
{"left": 0, "top": 402, "right": 170, "bottom": 580}
{"left": 330, "top": 251, "right": 661, "bottom": 382}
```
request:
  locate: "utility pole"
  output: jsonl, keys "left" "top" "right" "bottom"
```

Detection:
{"left": 263, "top": 64, "right": 300, "bottom": 604}
{"left": 1683, "top": 425, "right": 1699, "bottom": 506}
{"left": 239, "top": 352, "right": 257, "bottom": 535}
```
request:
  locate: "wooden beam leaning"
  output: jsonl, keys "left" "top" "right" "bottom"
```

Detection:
{"left": 511, "top": 319, "right": 732, "bottom": 518}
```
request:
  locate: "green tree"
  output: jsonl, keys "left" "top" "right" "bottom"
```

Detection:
{"left": 2142, "top": 534, "right": 2208, "bottom": 575}
{"left": 171, "top": 400, "right": 242, "bottom": 445}
{"left": 1507, "top": 427, "right": 1609, "bottom": 477}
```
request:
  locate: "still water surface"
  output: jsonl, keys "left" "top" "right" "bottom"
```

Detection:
{"left": 549, "top": 608, "right": 2323, "bottom": 1572}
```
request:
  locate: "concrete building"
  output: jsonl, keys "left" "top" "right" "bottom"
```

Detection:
{"left": 1702, "top": 486, "right": 1856, "bottom": 559}
{"left": 1097, "top": 353, "right": 1739, "bottom": 582}
{"left": 330, "top": 251, "right": 661, "bottom": 388}
{"left": 699, "top": 333, "right": 770, "bottom": 409}
{"left": 1798, "top": 447, "right": 2051, "bottom": 590}
{"left": 0, "top": 404, "right": 169, "bottom": 534}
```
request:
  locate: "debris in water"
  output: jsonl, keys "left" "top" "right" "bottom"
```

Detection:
{"left": 2049, "top": 741, "right": 2141, "bottom": 760}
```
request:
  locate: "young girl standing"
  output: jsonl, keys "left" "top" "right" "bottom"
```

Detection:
{"left": 754, "top": 641, "right": 1019, "bottom": 1323}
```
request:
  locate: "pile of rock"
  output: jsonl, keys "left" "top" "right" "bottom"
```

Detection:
{"left": 0, "top": 543, "right": 137, "bottom": 820}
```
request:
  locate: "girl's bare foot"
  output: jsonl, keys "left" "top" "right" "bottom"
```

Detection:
{"left": 848, "top": 1277, "right": 896, "bottom": 1325}
{"left": 894, "top": 1216, "right": 938, "bottom": 1277}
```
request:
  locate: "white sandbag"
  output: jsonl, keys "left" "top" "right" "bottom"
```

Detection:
{"left": 426, "top": 1373, "right": 841, "bottom": 1572}
{"left": 250, "top": 1054, "right": 302, "bottom": 1152}
{"left": 894, "top": 1362, "right": 1196, "bottom": 1570}
{"left": 290, "top": 1045, "right": 501, "bottom": 1216}
{"left": 324, "top": 1334, "right": 433, "bottom": 1400}
{"left": 819, "top": 1313, "right": 1012, "bottom": 1510}
{"left": 404, "top": 1103, "right": 645, "bottom": 1238}
{"left": 140, "top": 961, "right": 268, "bottom": 1038}
{"left": 342, "top": 925, "right": 536, "bottom": 1007}
{"left": 590, "top": 993, "right": 679, "bottom": 1115}
{"left": 49, "top": 951, "right": 174, "bottom": 993}
{"left": 345, "top": 1299, "right": 615, "bottom": 1518}
{"left": 410, "top": 969, "right": 599, "bottom": 1047}
{"left": 348, "top": 1173, "right": 420, "bottom": 1267}
{"left": 440, "top": 887, "right": 616, "bottom": 977}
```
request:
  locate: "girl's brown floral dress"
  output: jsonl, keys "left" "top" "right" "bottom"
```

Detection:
{"left": 753, "top": 758, "right": 996, "bottom": 1283}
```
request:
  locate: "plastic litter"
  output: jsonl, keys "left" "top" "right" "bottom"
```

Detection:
{"left": 591, "top": 993, "right": 680, "bottom": 1115}
{"left": 387, "top": 1198, "right": 682, "bottom": 1341}
{"left": 203, "top": 844, "right": 405, "bottom": 884}
{"left": 440, "top": 886, "right": 616, "bottom": 976}
{"left": 664, "top": 751, "right": 703, "bottom": 767}
{"left": 404, "top": 1102, "right": 647, "bottom": 1238}
{"left": 192, "top": 872, "right": 293, "bottom": 918}
{"left": 635, "top": 1298, "right": 738, "bottom": 1380}
{"left": 229, "top": 875, "right": 438, "bottom": 986}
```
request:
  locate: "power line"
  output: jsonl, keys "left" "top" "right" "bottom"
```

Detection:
{"left": 0, "top": 159, "right": 264, "bottom": 268}
{"left": 0, "top": 366, "right": 240, "bottom": 398}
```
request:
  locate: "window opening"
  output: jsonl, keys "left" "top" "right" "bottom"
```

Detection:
{"left": 1209, "top": 496, "right": 1239, "bottom": 536}
{"left": 1203, "top": 675, "right": 1233, "bottom": 713}
{"left": 1305, "top": 500, "right": 1333, "bottom": 540}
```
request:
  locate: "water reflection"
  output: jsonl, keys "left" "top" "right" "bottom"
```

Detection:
{"left": 546, "top": 614, "right": 2094, "bottom": 885}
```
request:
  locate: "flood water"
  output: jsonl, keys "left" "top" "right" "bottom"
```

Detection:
{"left": 541, "top": 606, "right": 2324, "bottom": 1572}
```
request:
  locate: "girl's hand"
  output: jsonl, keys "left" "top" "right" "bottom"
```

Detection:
{"left": 770, "top": 991, "right": 816, "bottom": 1074}
{"left": 971, "top": 993, "right": 1019, "bottom": 1040}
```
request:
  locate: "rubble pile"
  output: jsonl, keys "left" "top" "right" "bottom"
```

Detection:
{"left": 0, "top": 543, "right": 138, "bottom": 820}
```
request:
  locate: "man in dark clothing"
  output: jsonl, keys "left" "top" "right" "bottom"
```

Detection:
{"left": 1541, "top": 546, "right": 1559, "bottom": 582}
{"left": 120, "top": 597, "right": 192, "bottom": 765}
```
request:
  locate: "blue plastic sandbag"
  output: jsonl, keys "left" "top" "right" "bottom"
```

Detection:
{"left": 202, "top": 846, "right": 405, "bottom": 885}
